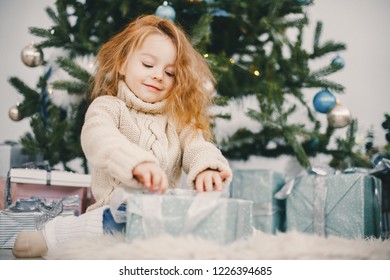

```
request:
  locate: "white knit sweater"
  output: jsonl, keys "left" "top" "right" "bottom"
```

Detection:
{"left": 81, "top": 81, "right": 232, "bottom": 210}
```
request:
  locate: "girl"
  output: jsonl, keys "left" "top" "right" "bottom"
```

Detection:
{"left": 12, "top": 15, "right": 232, "bottom": 258}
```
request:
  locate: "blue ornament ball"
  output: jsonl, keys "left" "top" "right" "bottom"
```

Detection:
{"left": 155, "top": 1, "right": 176, "bottom": 21}
{"left": 313, "top": 89, "right": 336, "bottom": 113}
{"left": 331, "top": 55, "right": 345, "bottom": 69}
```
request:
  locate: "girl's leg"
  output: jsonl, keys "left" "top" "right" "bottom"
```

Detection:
{"left": 12, "top": 206, "right": 107, "bottom": 258}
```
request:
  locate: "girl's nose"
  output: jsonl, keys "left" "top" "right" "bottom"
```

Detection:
{"left": 153, "top": 68, "right": 164, "bottom": 81}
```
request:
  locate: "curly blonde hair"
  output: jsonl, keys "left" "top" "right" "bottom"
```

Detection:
{"left": 90, "top": 15, "right": 215, "bottom": 140}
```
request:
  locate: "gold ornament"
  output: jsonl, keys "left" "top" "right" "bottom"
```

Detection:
{"left": 8, "top": 104, "right": 23, "bottom": 121}
{"left": 21, "top": 43, "right": 44, "bottom": 67}
{"left": 327, "top": 103, "right": 352, "bottom": 128}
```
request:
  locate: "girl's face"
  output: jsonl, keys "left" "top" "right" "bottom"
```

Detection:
{"left": 121, "top": 33, "right": 176, "bottom": 103}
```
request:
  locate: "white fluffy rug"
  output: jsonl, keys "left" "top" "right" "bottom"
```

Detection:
{"left": 45, "top": 230, "right": 390, "bottom": 260}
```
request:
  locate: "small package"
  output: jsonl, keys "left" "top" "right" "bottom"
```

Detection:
{"left": 0, "top": 197, "right": 76, "bottom": 249}
{"left": 284, "top": 173, "right": 382, "bottom": 239}
{"left": 230, "top": 169, "right": 285, "bottom": 234}
{"left": 125, "top": 191, "right": 253, "bottom": 245}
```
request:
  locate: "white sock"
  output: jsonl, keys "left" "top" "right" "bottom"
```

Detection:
{"left": 43, "top": 206, "right": 108, "bottom": 252}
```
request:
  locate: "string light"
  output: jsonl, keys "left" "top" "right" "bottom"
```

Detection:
{"left": 230, "top": 58, "right": 261, "bottom": 77}
{"left": 204, "top": 54, "right": 261, "bottom": 78}
{"left": 253, "top": 70, "right": 261, "bottom": 76}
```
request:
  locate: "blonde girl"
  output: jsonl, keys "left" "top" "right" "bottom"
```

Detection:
{"left": 13, "top": 15, "right": 232, "bottom": 258}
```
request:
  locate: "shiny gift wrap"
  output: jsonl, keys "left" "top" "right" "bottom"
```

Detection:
{"left": 0, "top": 197, "right": 76, "bottom": 248}
{"left": 230, "top": 169, "right": 285, "bottom": 234}
{"left": 125, "top": 192, "right": 253, "bottom": 244}
{"left": 284, "top": 173, "right": 382, "bottom": 239}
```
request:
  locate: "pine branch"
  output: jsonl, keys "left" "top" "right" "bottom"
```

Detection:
{"left": 313, "top": 21, "right": 322, "bottom": 50}
{"left": 283, "top": 128, "right": 311, "bottom": 168}
{"left": 52, "top": 80, "right": 89, "bottom": 95}
{"left": 8, "top": 77, "right": 41, "bottom": 116}
{"left": 311, "top": 40, "right": 346, "bottom": 59}
{"left": 303, "top": 78, "right": 345, "bottom": 93}
{"left": 191, "top": 13, "right": 213, "bottom": 49}
{"left": 45, "top": 6, "right": 60, "bottom": 25}
{"left": 56, "top": 57, "right": 92, "bottom": 82}
{"left": 29, "top": 27, "right": 52, "bottom": 39}
{"left": 311, "top": 64, "right": 345, "bottom": 78}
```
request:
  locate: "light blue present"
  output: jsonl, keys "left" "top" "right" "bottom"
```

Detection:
{"left": 125, "top": 192, "right": 253, "bottom": 244}
{"left": 284, "top": 173, "right": 382, "bottom": 239}
{"left": 230, "top": 169, "right": 285, "bottom": 234}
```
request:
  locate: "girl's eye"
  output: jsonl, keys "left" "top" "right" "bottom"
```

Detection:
{"left": 166, "top": 71, "right": 175, "bottom": 77}
{"left": 142, "top": 62, "right": 153, "bottom": 68}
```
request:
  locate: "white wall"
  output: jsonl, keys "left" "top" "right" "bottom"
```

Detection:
{"left": 306, "top": 0, "right": 390, "bottom": 148}
{"left": 0, "top": 0, "right": 389, "bottom": 172}
{"left": 0, "top": 0, "right": 54, "bottom": 142}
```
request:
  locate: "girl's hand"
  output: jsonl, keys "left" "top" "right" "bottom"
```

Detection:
{"left": 195, "top": 169, "right": 231, "bottom": 192}
{"left": 133, "top": 162, "right": 168, "bottom": 193}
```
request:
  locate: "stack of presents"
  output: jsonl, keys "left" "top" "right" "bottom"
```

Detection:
{"left": 0, "top": 142, "right": 93, "bottom": 249}
{"left": 1, "top": 141, "right": 389, "bottom": 250}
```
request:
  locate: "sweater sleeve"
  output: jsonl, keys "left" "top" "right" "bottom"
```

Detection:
{"left": 81, "top": 96, "right": 159, "bottom": 186}
{"left": 180, "top": 126, "right": 232, "bottom": 189}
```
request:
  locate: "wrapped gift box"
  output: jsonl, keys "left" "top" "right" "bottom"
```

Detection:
{"left": 285, "top": 173, "right": 382, "bottom": 239}
{"left": 9, "top": 168, "right": 91, "bottom": 187}
{"left": 0, "top": 142, "right": 42, "bottom": 178}
{"left": 0, "top": 196, "right": 77, "bottom": 249}
{"left": 0, "top": 168, "right": 92, "bottom": 214}
{"left": 125, "top": 193, "right": 253, "bottom": 245}
{"left": 230, "top": 169, "right": 285, "bottom": 234}
{"left": 0, "top": 210, "right": 75, "bottom": 249}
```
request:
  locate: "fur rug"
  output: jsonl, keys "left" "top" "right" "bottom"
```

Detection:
{"left": 45, "top": 230, "right": 390, "bottom": 260}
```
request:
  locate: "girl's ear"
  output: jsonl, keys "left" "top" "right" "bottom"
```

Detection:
{"left": 119, "top": 62, "right": 126, "bottom": 76}
{"left": 119, "top": 57, "right": 128, "bottom": 76}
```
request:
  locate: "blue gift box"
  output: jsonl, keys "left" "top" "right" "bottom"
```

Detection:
{"left": 230, "top": 169, "right": 285, "bottom": 234}
{"left": 125, "top": 192, "right": 253, "bottom": 244}
{"left": 284, "top": 173, "right": 382, "bottom": 239}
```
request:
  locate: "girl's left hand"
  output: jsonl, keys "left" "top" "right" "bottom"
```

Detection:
{"left": 195, "top": 169, "right": 231, "bottom": 192}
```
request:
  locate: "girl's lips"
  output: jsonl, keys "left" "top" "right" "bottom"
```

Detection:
{"left": 144, "top": 84, "right": 161, "bottom": 91}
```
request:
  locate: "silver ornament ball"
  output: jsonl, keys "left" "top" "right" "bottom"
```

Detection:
{"left": 327, "top": 103, "right": 352, "bottom": 128}
{"left": 155, "top": 1, "right": 176, "bottom": 20}
{"left": 21, "top": 43, "right": 44, "bottom": 67}
{"left": 8, "top": 104, "right": 23, "bottom": 121}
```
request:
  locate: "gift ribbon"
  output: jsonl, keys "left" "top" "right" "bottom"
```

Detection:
{"left": 181, "top": 191, "right": 222, "bottom": 234}
{"left": 313, "top": 176, "right": 327, "bottom": 236}
{"left": 140, "top": 195, "right": 165, "bottom": 238}
{"left": 5, "top": 196, "right": 65, "bottom": 230}
{"left": 274, "top": 174, "right": 328, "bottom": 236}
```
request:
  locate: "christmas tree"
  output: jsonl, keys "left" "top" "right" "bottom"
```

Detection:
{"left": 9, "top": 0, "right": 362, "bottom": 173}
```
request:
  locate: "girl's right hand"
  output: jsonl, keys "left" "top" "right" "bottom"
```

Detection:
{"left": 132, "top": 162, "right": 168, "bottom": 193}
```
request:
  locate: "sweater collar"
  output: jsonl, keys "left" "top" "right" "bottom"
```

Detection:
{"left": 117, "top": 80, "right": 165, "bottom": 114}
